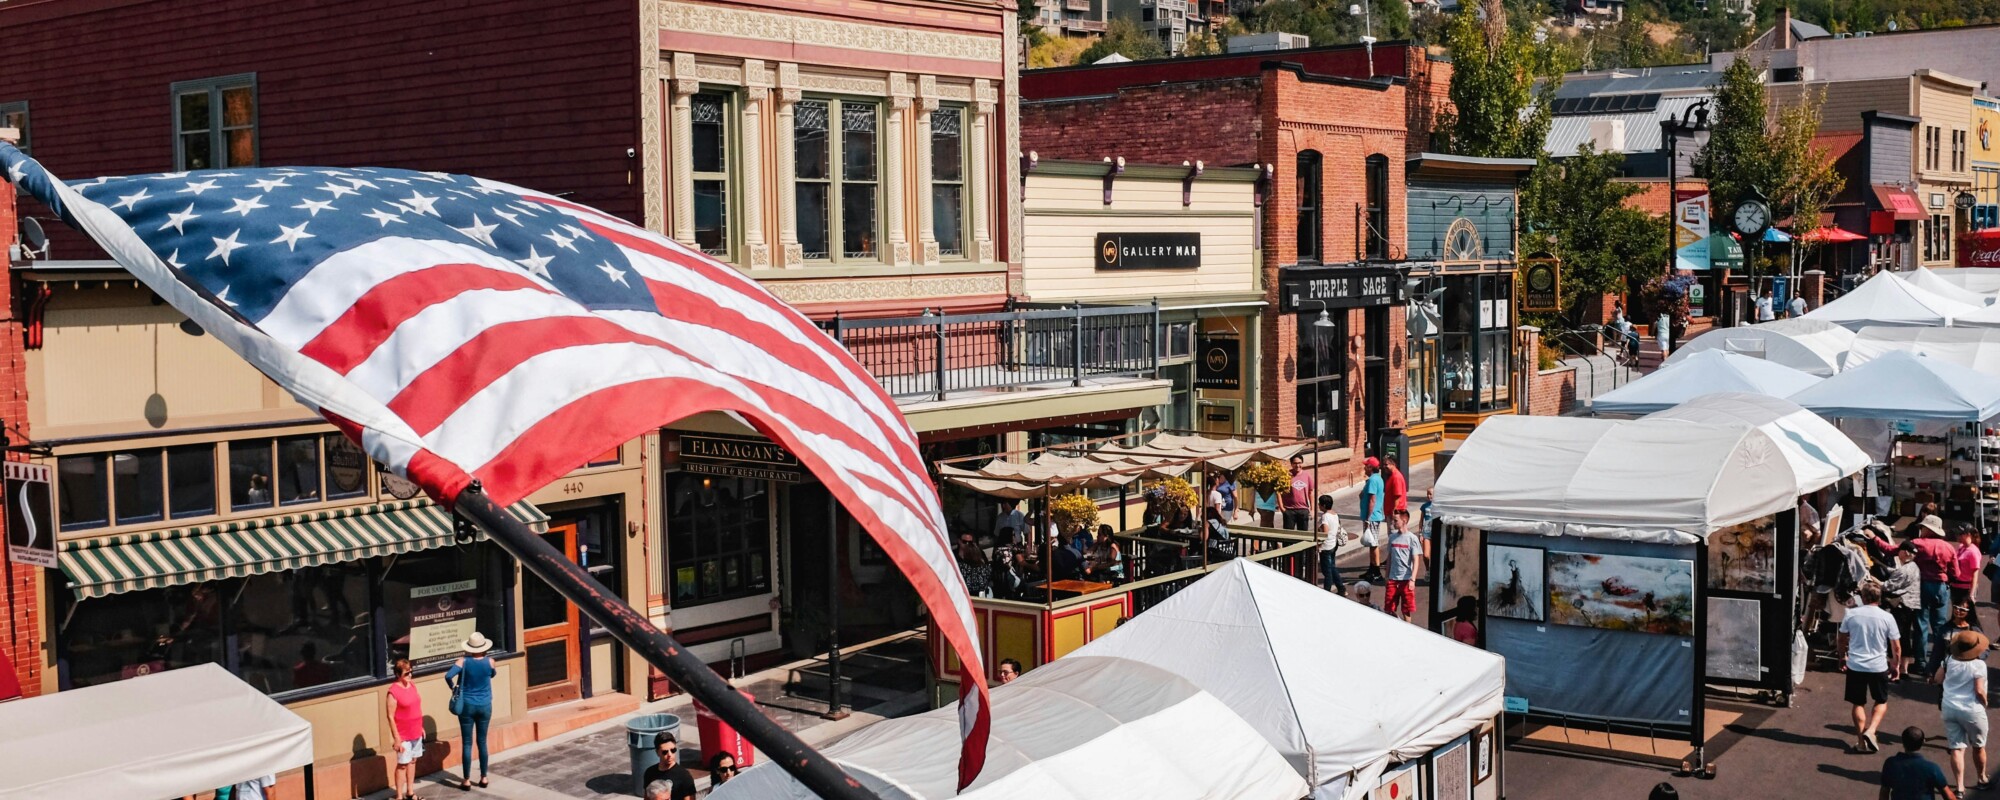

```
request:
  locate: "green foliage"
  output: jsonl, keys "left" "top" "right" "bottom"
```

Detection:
{"left": 1236, "top": 0, "right": 1412, "bottom": 46}
{"left": 1757, "top": 0, "right": 1999, "bottom": 33}
{"left": 1433, "top": 4, "right": 1573, "bottom": 159}
{"left": 1520, "top": 146, "right": 1670, "bottom": 319}
{"left": 1077, "top": 18, "right": 1168, "bottom": 63}
{"left": 1029, "top": 35, "right": 1094, "bottom": 68}
{"left": 1696, "top": 54, "right": 1844, "bottom": 259}
{"left": 1185, "top": 28, "right": 1225, "bottom": 56}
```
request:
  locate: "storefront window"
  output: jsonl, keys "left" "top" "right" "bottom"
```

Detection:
{"left": 168, "top": 445, "right": 217, "bottom": 518}
{"left": 111, "top": 450, "right": 164, "bottom": 525}
{"left": 233, "top": 563, "right": 373, "bottom": 693}
{"left": 1441, "top": 274, "right": 1514, "bottom": 413}
{"left": 1479, "top": 274, "right": 1513, "bottom": 411}
{"left": 1295, "top": 311, "right": 1347, "bottom": 445}
{"left": 230, "top": 438, "right": 275, "bottom": 510}
{"left": 61, "top": 582, "right": 225, "bottom": 689}
{"left": 277, "top": 435, "right": 322, "bottom": 505}
{"left": 58, "top": 454, "right": 109, "bottom": 531}
{"left": 382, "top": 543, "right": 510, "bottom": 667}
{"left": 667, "top": 474, "right": 772, "bottom": 607}
{"left": 1406, "top": 288, "right": 1441, "bottom": 424}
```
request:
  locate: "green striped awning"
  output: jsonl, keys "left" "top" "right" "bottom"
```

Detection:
{"left": 59, "top": 499, "right": 549, "bottom": 599}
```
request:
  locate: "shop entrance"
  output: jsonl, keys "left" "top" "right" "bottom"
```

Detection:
{"left": 1364, "top": 306, "right": 1390, "bottom": 450}
{"left": 1197, "top": 401, "right": 1239, "bottom": 436}
{"left": 521, "top": 521, "right": 583, "bottom": 707}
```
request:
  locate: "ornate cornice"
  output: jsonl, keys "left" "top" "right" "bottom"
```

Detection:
{"left": 660, "top": 1, "right": 1003, "bottom": 64}
{"left": 764, "top": 274, "right": 1007, "bottom": 305}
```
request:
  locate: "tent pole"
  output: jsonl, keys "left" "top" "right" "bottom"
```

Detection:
{"left": 453, "top": 484, "right": 878, "bottom": 800}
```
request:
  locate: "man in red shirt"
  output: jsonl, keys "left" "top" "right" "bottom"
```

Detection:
{"left": 1383, "top": 459, "right": 1409, "bottom": 533}
{"left": 1281, "top": 455, "right": 1315, "bottom": 532}
{"left": 1906, "top": 515, "right": 1961, "bottom": 675}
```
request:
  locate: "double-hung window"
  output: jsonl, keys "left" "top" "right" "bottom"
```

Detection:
{"left": 1365, "top": 154, "right": 1390, "bottom": 260}
{"left": 1295, "top": 310, "right": 1347, "bottom": 445}
{"left": 173, "top": 75, "right": 256, "bottom": 171}
{"left": 795, "top": 99, "right": 880, "bottom": 262}
{"left": 0, "top": 101, "right": 26, "bottom": 154}
{"left": 931, "top": 106, "right": 968, "bottom": 259}
{"left": 691, "top": 92, "right": 732, "bottom": 258}
{"left": 1296, "top": 151, "right": 1322, "bottom": 264}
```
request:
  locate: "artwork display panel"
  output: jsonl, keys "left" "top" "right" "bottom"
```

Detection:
{"left": 1709, "top": 518, "right": 1777, "bottom": 593}
{"left": 1547, "top": 551, "right": 1696, "bottom": 636}
{"left": 1485, "top": 544, "right": 1545, "bottom": 622}
{"left": 1441, "top": 525, "right": 1480, "bottom": 610}
{"left": 1707, "top": 596, "right": 1762, "bottom": 681}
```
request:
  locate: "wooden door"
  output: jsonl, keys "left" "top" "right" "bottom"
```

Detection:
{"left": 521, "top": 522, "right": 582, "bottom": 707}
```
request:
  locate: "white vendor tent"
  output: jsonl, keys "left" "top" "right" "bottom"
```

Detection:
{"left": 1591, "top": 350, "right": 1822, "bottom": 414}
{"left": 1847, "top": 325, "right": 2000, "bottom": 376}
{"left": 1787, "top": 350, "right": 2000, "bottom": 420}
{"left": 1908, "top": 266, "right": 1996, "bottom": 307}
{"left": 1072, "top": 558, "right": 1504, "bottom": 800}
{"left": 1642, "top": 392, "right": 1871, "bottom": 496}
{"left": 0, "top": 663, "right": 312, "bottom": 800}
{"left": 1942, "top": 302, "right": 2000, "bottom": 329}
{"left": 1804, "top": 270, "right": 1979, "bottom": 329}
{"left": 1430, "top": 415, "right": 1806, "bottom": 544}
{"left": 1664, "top": 318, "right": 1854, "bottom": 376}
{"left": 710, "top": 655, "right": 1309, "bottom": 800}
{"left": 1928, "top": 268, "right": 2000, "bottom": 295}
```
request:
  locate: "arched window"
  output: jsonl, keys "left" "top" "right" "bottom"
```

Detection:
{"left": 1365, "top": 154, "right": 1389, "bottom": 260}
{"left": 1296, "top": 150, "right": 1322, "bottom": 264}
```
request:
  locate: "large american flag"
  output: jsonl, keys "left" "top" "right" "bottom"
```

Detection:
{"left": 0, "top": 143, "right": 990, "bottom": 788}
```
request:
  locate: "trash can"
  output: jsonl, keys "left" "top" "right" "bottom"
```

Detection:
{"left": 625, "top": 712, "right": 682, "bottom": 797}
{"left": 695, "top": 689, "right": 758, "bottom": 770}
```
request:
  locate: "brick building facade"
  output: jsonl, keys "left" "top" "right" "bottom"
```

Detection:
{"left": 0, "top": 165, "right": 36, "bottom": 700}
{"left": 1022, "top": 43, "right": 1451, "bottom": 484}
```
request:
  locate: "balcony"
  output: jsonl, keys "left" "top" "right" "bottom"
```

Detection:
{"left": 1062, "top": 18, "right": 1108, "bottom": 32}
{"left": 1065, "top": 0, "right": 1092, "bottom": 10}
{"left": 821, "top": 303, "right": 1160, "bottom": 402}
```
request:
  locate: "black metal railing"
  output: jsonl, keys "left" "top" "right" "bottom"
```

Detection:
{"left": 822, "top": 302, "right": 1160, "bottom": 401}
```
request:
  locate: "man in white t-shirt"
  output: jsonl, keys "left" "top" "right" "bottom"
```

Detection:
{"left": 1839, "top": 582, "right": 1903, "bottom": 754}
{"left": 1756, "top": 288, "right": 1776, "bottom": 322}
{"left": 1316, "top": 494, "right": 1345, "bottom": 595}
{"left": 1789, "top": 293, "right": 1809, "bottom": 318}
{"left": 230, "top": 774, "right": 279, "bottom": 800}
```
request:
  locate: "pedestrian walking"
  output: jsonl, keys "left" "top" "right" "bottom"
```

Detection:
{"left": 708, "top": 752, "right": 740, "bottom": 788}
{"left": 1840, "top": 582, "right": 1902, "bottom": 753}
{"left": 1886, "top": 546, "right": 1923, "bottom": 667}
{"left": 1361, "top": 458, "right": 1386, "bottom": 582}
{"left": 1789, "top": 292, "right": 1809, "bottom": 318}
{"left": 1881, "top": 726, "right": 1957, "bottom": 800}
{"left": 1756, "top": 288, "right": 1776, "bottom": 322}
{"left": 642, "top": 732, "right": 697, "bottom": 800}
{"left": 1282, "top": 456, "right": 1315, "bottom": 532}
{"left": 1383, "top": 522, "right": 1427, "bottom": 623}
{"left": 1934, "top": 630, "right": 1991, "bottom": 795}
{"left": 217, "top": 774, "right": 279, "bottom": 800}
{"left": 1218, "top": 470, "right": 1239, "bottom": 522}
{"left": 384, "top": 658, "right": 424, "bottom": 800}
{"left": 1383, "top": 459, "right": 1408, "bottom": 533}
{"left": 1907, "top": 515, "right": 1960, "bottom": 675}
{"left": 445, "top": 632, "right": 497, "bottom": 790}
{"left": 1951, "top": 525, "right": 1985, "bottom": 633}
{"left": 1316, "top": 494, "right": 1346, "bottom": 595}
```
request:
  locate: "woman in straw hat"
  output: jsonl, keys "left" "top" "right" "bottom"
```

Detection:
{"left": 1934, "top": 628, "right": 1992, "bottom": 794}
{"left": 445, "top": 632, "right": 497, "bottom": 790}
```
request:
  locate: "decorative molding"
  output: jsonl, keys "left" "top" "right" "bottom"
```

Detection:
{"left": 670, "top": 52, "right": 701, "bottom": 99}
{"left": 884, "top": 73, "right": 910, "bottom": 266}
{"left": 933, "top": 83, "right": 973, "bottom": 103}
{"left": 915, "top": 84, "right": 937, "bottom": 260}
{"left": 660, "top": 1, "right": 1003, "bottom": 64}
{"left": 973, "top": 78, "right": 998, "bottom": 104}
{"left": 803, "top": 71, "right": 890, "bottom": 99}
{"left": 740, "top": 58, "right": 770, "bottom": 269}
{"left": 969, "top": 97, "right": 993, "bottom": 265}
{"left": 763, "top": 274, "right": 1008, "bottom": 305}
{"left": 1274, "top": 119, "right": 1405, "bottom": 136}
{"left": 639, "top": 0, "right": 665, "bottom": 233}
{"left": 776, "top": 63, "right": 802, "bottom": 267}
{"left": 694, "top": 63, "right": 745, "bottom": 86}
{"left": 668, "top": 54, "right": 698, "bottom": 245}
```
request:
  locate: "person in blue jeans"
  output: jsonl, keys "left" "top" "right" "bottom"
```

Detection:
{"left": 1315, "top": 495, "right": 1346, "bottom": 595}
{"left": 446, "top": 632, "right": 498, "bottom": 790}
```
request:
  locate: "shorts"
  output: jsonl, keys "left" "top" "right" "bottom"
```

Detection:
{"left": 1362, "top": 522, "right": 1383, "bottom": 548}
{"left": 1844, "top": 670, "right": 1890, "bottom": 706}
{"left": 1385, "top": 579, "right": 1416, "bottom": 615}
{"left": 396, "top": 738, "right": 424, "bottom": 765}
{"left": 1945, "top": 707, "right": 1990, "bottom": 749}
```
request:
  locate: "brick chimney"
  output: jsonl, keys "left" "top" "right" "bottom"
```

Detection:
{"left": 0, "top": 124, "right": 39, "bottom": 702}
{"left": 1775, "top": 5, "right": 1793, "bottom": 49}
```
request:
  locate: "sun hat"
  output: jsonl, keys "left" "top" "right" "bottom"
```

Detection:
{"left": 1952, "top": 630, "right": 1990, "bottom": 661}
{"left": 462, "top": 632, "right": 493, "bottom": 654}
{"left": 1920, "top": 515, "right": 1949, "bottom": 538}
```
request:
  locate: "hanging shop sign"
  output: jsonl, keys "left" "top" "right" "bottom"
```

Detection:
{"left": 326, "top": 436, "right": 370, "bottom": 497}
{"left": 1095, "top": 232, "right": 1202, "bottom": 270}
{"left": 1278, "top": 264, "right": 1410, "bottom": 310}
{"left": 1519, "top": 258, "right": 1561, "bottom": 313}
{"left": 1674, "top": 190, "right": 1711, "bottom": 272}
{"left": 1194, "top": 336, "right": 1242, "bottom": 390}
{"left": 5, "top": 462, "right": 53, "bottom": 569}
{"left": 408, "top": 580, "right": 481, "bottom": 664}
{"left": 679, "top": 434, "right": 804, "bottom": 483}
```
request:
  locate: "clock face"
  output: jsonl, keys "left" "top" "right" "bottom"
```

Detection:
{"left": 1734, "top": 201, "right": 1769, "bottom": 235}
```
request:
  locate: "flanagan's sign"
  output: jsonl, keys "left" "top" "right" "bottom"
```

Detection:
{"left": 1095, "top": 232, "right": 1201, "bottom": 270}
{"left": 679, "top": 434, "right": 803, "bottom": 482}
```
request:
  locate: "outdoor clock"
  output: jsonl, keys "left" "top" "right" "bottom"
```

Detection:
{"left": 1733, "top": 199, "right": 1772, "bottom": 237}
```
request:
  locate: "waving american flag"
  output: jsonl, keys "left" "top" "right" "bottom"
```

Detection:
{"left": 0, "top": 143, "right": 990, "bottom": 788}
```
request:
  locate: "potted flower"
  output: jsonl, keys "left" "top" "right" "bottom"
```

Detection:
{"left": 1048, "top": 492, "right": 1101, "bottom": 539}
{"left": 1238, "top": 459, "right": 1293, "bottom": 527}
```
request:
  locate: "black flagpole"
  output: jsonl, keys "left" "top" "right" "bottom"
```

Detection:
{"left": 452, "top": 482, "right": 878, "bottom": 800}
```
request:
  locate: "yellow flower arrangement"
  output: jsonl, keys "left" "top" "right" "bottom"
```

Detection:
{"left": 1049, "top": 492, "right": 1101, "bottom": 533}
{"left": 1238, "top": 459, "right": 1293, "bottom": 496}
{"left": 1151, "top": 476, "right": 1200, "bottom": 512}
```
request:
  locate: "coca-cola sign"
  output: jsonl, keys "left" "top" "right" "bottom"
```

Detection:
{"left": 1967, "top": 247, "right": 2000, "bottom": 267}
{"left": 1962, "top": 230, "right": 2000, "bottom": 267}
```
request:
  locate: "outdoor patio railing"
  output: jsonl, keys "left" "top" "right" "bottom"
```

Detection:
{"left": 820, "top": 302, "right": 1160, "bottom": 401}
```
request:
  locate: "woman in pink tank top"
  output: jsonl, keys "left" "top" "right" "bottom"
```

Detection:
{"left": 385, "top": 659, "right": 425, "bottom": 800}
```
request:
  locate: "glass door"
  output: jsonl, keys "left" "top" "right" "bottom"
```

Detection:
{"left": 520, "top": 522, "right": 582, "bottom": 707}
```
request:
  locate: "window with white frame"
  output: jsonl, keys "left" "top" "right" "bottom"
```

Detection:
{"left": 931, "top": 106, "right": 968, "bottom": 259}
{"left": 0, "top": 101, "right": 27, "bottom": 154}
{"left": 795, "top": 98, "right": 880, "bottom": 262}
{"left": 690, "top": 92, "right": 733, "bottom": 259}
{"left": 173, "top": 75, "right": 256, "bottom": 171}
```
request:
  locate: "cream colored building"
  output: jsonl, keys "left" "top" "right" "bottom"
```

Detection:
{"left": 1912, "top": 70, "right": 1977, "bottom": 267}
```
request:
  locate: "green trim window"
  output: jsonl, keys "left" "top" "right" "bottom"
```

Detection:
{"left": 931, "top": 106, "right": 968, "bottom": 259}
{"left": 691, "top": 92, "right": 733, "bottom": 259}
{"left": 1441, "top": 274, "right": 1513, "bottom": 413}
{"left": 1295, "top": 311, "right": 1347, "bottom": 445}
{"left": 1406, "top": 277, "right": 1442, "bottom": 424}
{"left": 795, "top": 98, "right": 881, "bottom": 262}
{"left": 173, "top": 74, "right": 256, "bottom": 171}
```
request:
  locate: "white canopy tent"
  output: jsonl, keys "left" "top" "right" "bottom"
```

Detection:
{"left": 1787, "top": 350, "right": 2000, "bottom": 421}
{"left": 1803, "top": 270, "right": 1979, "bottom": 330}
{"left": 1642, "top": 393, "right": 1871, "bottom": 496}
{"left": 1908, "top": 266, "right": 1996, "bottom": 307}
{"left": 1847, "top": 326, "right": 2000, "bottom": 376}
{"left": 1073, "top": 558, "right": 1504, "bottom": 800}
{"left": 1664, "top": 318, "right": 1854, "bottom": 376}
{"left": 0, "top": 663, "right": 312, "bottom": 800}
{"left": 1941, "top": 302, "right": 2000, "bottom": 329}
{"left": 1927, "top": 268, "right": 2000, "bottom": 295}
{"left": 1590, "top": 350, "right": 1822, "bottom": 414}
{"left": 710, "top": 656, "right": 1310, "bottom": 800}
{"left": 1430, "top": 415, "right": 1812, "bottom": 544}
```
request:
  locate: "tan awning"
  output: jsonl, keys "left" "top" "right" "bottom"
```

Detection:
{"left": 939, "top": 433, "right": 1306, "bottom": 498}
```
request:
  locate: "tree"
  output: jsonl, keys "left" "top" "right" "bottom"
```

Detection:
{"left": 1433, "top": 4, "right": 1572, "bottom": 158}
{"left": 1029, "top": 35, "right": 1094, "bottom": 68}
{"left": 1077, "top": 18, "right": 1167, "bottom": 63}
{"left": 1696, "top": 53, "right": 1844, "bottom": 257}
{"left": 1236, "top": 0, "right": 1412, "bottom": 47}
{"left": 1184, "top": 28, "right": 1224, "bottom": 56}
{"left": 1519, "top": 145, "right": 1671, "bottom": 321}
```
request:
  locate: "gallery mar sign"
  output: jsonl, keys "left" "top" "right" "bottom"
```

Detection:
{"left": 1095, "top": 232, "right": 1201, "bottom": 270}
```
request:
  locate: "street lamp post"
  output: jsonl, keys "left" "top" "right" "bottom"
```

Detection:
{"left": 1661, "top": 99, "right": 1713, "bottom": 323}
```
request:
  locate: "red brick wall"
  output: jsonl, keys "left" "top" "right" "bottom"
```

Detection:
{"left": 1019, "top": 78, "right": 1263, "bottom": 166}
{"left": 1525, "top": 366, "right": 1578, "bottom": 417}
{"left": 0, "top": 175, "right": 41, "bottom": 698}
